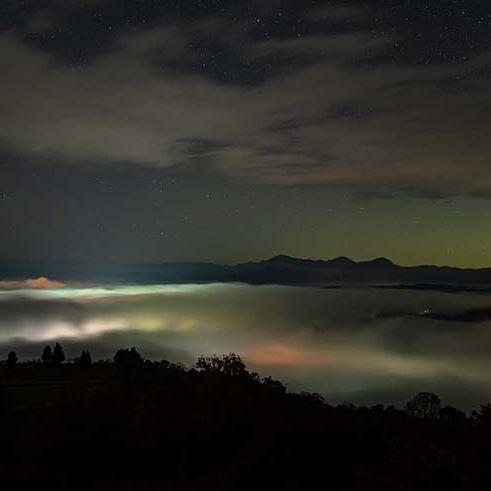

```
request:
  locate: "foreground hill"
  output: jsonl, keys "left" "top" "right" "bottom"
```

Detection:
{"left": 1, "top": 352, "right": 491, "bottom": 489}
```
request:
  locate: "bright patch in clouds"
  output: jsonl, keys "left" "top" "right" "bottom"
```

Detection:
{"left": 24, "top": 277, "right": 66, "bottom": 289}
{"left": 0, "top": 277, "right": 66, "bottom": 290}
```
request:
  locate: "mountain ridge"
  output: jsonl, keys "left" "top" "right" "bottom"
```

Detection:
{"left": 1, "top": 255, "right": 491, "bottom": 285}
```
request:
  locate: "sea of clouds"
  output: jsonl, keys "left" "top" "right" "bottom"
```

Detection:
{"left": 1, "top": 281, "right": 491, "bottom": 408}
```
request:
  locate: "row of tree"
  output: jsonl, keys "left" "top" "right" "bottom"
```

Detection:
{"left": 4, "top": 343, "right": 88, "bottom": 368}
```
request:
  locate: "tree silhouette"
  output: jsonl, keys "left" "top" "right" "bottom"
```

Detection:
{"left": 79, "top": 350, "right": 92, "bottom": 368}
{"left": 405, "top": 392, "right": 441, "bottom": 419}
{"left": 114, "top": 347, "right": 143, "bottom": 368}
{"left": 6, "top": 351, "right": 18, "bottom": 368}
{"left": 472, "top": 403, "right": 491, "bottom": 431}
{"left": 262, "top": 376, "right": 287, "bottom": 394}
{"left": 42, "top": 345, "right": 53, "bottom": 365}
{"left": 52, "top": 343, "right": 65, "bottom": 366}
{"left": 196, "top": 353, "right": 248, "bottom": 377}
{"left": 439, "top": 405, "right": 466, "bottom": 424}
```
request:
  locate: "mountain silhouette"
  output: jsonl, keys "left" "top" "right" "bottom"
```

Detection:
{"left": 1, "top": 256, "right": 491, "bottom": 286}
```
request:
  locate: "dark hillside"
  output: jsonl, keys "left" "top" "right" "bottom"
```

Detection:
{"left": 0, "top": 351, "right": 490, "bottom": 489}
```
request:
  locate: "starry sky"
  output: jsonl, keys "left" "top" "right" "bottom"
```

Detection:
{"left": 1, "top": 0, "right": 491, "bottom": 267}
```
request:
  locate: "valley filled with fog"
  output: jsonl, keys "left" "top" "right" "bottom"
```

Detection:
{"left": 1, "top": 281, "right": 491, "bottom": 409}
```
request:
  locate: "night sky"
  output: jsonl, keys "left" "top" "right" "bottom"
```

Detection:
{"left": 1, "top": 0, "right": 491, "bottom": 266}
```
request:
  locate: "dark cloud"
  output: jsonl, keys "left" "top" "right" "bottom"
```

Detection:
{"left": 0, "top": 2, "right": 490, "bottom": 197}
{"left": 425, "top": 308, "right": 491, "bottom": 323}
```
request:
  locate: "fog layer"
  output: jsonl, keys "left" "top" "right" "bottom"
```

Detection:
{"left": 1, "top": 282, "right": 490, "bottom": 408}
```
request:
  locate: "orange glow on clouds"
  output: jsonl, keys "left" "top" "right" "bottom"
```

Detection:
{"left": 24, "top": 277, "right": 66, "bottom": 289}
{"left": 0, "top": 277, "right": 66, "bottom": 290}
{"left": 246, "top": 342, "right": 331, "bottom": 368}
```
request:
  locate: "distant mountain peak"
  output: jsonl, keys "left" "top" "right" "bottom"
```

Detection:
{"left": 362, "top": 257, "right": 394, "bottom": 266}
{"left": 265, "top": 255, "right": 395, "bottom": 267}
{"left": 265, "top": 255, "right": 303, "bottom": 263}
{"left": 328, "top": 256, "right": 356, "bottom": 266}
